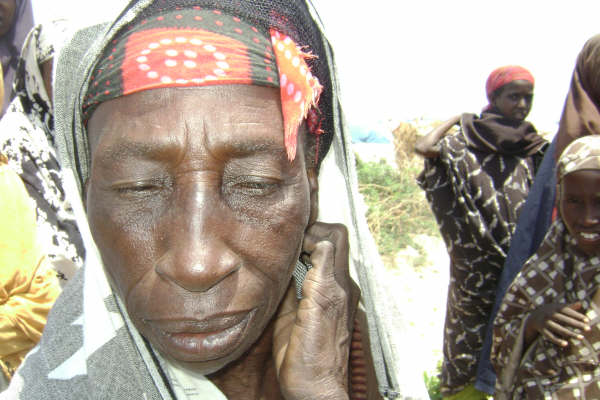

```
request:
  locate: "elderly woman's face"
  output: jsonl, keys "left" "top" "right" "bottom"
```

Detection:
{"left": 560, "top": 169, "right": 600, "bottom": 256}
{"left": 86, "top": 85, "right": 315, "bottom": 373}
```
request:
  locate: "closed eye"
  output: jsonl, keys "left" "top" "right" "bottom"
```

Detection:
{"left": 224, "top": 176, "right": 280, "bottom": 196}
{"left": 113, "top": 178, "right": 170, "bottom": 197}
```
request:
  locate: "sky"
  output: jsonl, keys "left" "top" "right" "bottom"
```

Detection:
{"left": 310, "top": 0, "right": 600, "bottom": 136}
{"left": 32, "top": 0, "right": 600, "bottom": 136}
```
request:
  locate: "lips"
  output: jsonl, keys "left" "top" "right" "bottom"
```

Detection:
{"left": 144, "top": 309, "right": 256, "bottom": 361}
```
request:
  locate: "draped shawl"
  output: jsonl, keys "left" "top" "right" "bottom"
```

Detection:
{"left": 417, "top": 113, "right": 546, "bottom": 396}
{"left": 492, "top": 221, "right": 600, "bottom": 399}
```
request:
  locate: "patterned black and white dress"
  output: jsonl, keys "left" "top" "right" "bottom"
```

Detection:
{"left": 0, "top": 22, "right": 84, "bottom": 282}
{"left": 417, "top": 112, "right": 546, "bottom": 396}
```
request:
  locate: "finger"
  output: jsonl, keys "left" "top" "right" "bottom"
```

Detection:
{"left": 300, "top": 223, "right": 358, "bottom": 333}
{"left": 302, "top": 222, "right": 349, "bottom": 283}
{"left": 546, "top": 320, "right": 584, "bottom": 340}
{"left": 553, "top": 311, "right": 590, "bottom": 332}
{"left": 541, "top": 327, "right": 569, "bottom": 347}
{"left": 302, "top": 238, "right": 337, "bottom": 288}
{"left": 303, "top": 222, "right": 349, "bottom": 252}
{"left": 562, "top": 303, "right": 591, "bottom": 324}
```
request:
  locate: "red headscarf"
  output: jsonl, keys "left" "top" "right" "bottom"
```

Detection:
{"left": 84, "top": 7, "right": 322, "bottom": 161}
{"left": 485, "top": 65, "right": 534, "bottom": 105}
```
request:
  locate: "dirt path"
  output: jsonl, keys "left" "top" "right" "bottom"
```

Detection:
{"left": 382, "top": 234, "right": 449, "bottom": 377}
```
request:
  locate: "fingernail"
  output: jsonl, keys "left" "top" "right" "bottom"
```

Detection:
{"left": 585, "top": 325, "right": 591, "bottom": 331}
{"left": 578, "top": 335, "right": 584, "bottom": 340}
{"left": 562, "top": 340, "right": 568, "bottom": 346}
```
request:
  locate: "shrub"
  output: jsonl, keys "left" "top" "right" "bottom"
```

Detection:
{"left": 423, "top": 360, "right": 442, "bottom": 400}
{"left": 355, "top": 155, "right": 438, "bottom": 259}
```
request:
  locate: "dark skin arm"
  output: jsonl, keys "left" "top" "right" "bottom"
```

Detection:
{"left": 524, "top": 302, "right": 590, "bottom": 348}
{"left": 414, "top": 115, "right": 461, "bottom": 158}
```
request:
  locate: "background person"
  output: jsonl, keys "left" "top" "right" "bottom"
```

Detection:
{"left": 492, "top": 135, "right": 600, "bottom": 399}
{"left": 0, "top": 154, "right": 61, "bottom": 390}
{"left": 0, "top": 21, "right": 84, "bottom": 284}
{"left": 475, "top": 33, "right": 600, "bottom": 394}
{"left": 415, "top": 65, "right": 547, "bottom": 398}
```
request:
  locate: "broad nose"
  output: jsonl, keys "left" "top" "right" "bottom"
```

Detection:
{"left": 517, "top": 96, "right": 528, "bottom": 108}
{"left": 155, "top": 179, "right": 241, "bottom": 292}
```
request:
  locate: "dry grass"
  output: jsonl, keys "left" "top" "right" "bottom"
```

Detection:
{"left": 392, "top": 121, "right": 420, "bottom": 169}
{"left": 355, "top": 119, "right": 441, "bottom": 266}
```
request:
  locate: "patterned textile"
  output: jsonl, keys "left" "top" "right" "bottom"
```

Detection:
{"left": 474, "top": 138, "right": 558, "bottom": 394}
{"left": 492, "top": 221, "right": 600, "bottom": 399}
{"left": 557, "top": 135, "right": 600, "bottom": 180}
{"left": 417, "top": 114, "right": 546, "bottom": 396}
{"left": 492, "top": 134, "right": 600, "bottom": 399}
{"left": 83, "top": 7, "right": 322, "bottom": 162}
{"left": 0, "top": 22, "right": 85, "bottom": 281}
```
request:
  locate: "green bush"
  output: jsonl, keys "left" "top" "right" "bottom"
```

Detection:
{"left": 355, "top": 155, "right": 438, "bottom": 259}
{"left": 423, "top": 360, "right": 442, "bottom": 400}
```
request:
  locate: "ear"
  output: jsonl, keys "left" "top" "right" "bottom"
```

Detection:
{"left": 307, "top": 167, "right": 318, "bottom": 227}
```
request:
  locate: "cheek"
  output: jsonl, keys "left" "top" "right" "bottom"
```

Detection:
{"left": 560, "top": 203, "right": 579, "bottom": 234}
{"left": 86, "top": 185, "right": 160, "bottom": 299}
{"left": 226, "top": 188, "right": 311, "bottom": 323}
{"left": 235, "top": 187, "right": 310, "bottom": 284}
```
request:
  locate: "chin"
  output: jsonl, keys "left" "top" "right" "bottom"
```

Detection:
{"left": 165, "top": 348, "right": 242, "bottom": 375}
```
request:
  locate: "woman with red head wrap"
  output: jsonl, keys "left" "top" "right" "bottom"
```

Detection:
{"left": 485, "top": 66, "right": 535, "bottom": 103}
{"left": 474, "top": 33, "right": 600, "bottom": 398}
{"left": 0, "top": 1, "right": 401, "bottom": 399}
{"left": 415, "top": 65, "right": 548, "bottom": 398}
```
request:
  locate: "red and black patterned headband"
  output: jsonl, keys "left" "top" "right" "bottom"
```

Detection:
{"left": 84, "top": 7, "right": 323, "bottom": 161}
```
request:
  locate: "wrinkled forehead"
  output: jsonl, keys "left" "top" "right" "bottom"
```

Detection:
{"left": 86, "top": 85, "right": 298, "bottom": 165}
{"left": 84, "top": 6, "right": 322, "bottom": 163}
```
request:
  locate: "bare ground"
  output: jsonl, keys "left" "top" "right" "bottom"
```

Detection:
{"left": 382, "top": 234, "right": 449, "bottom": 377}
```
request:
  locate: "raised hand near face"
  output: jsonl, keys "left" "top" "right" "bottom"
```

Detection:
{"left": 273, "top": 222, "right": 360, "bottom": 400}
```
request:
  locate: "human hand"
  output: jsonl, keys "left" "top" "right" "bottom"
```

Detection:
{"left": 525, "top": 302, "right": 591, "bottom": 347}
{"left": 273, "top": 222, "right": 360, "bottom": 400}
